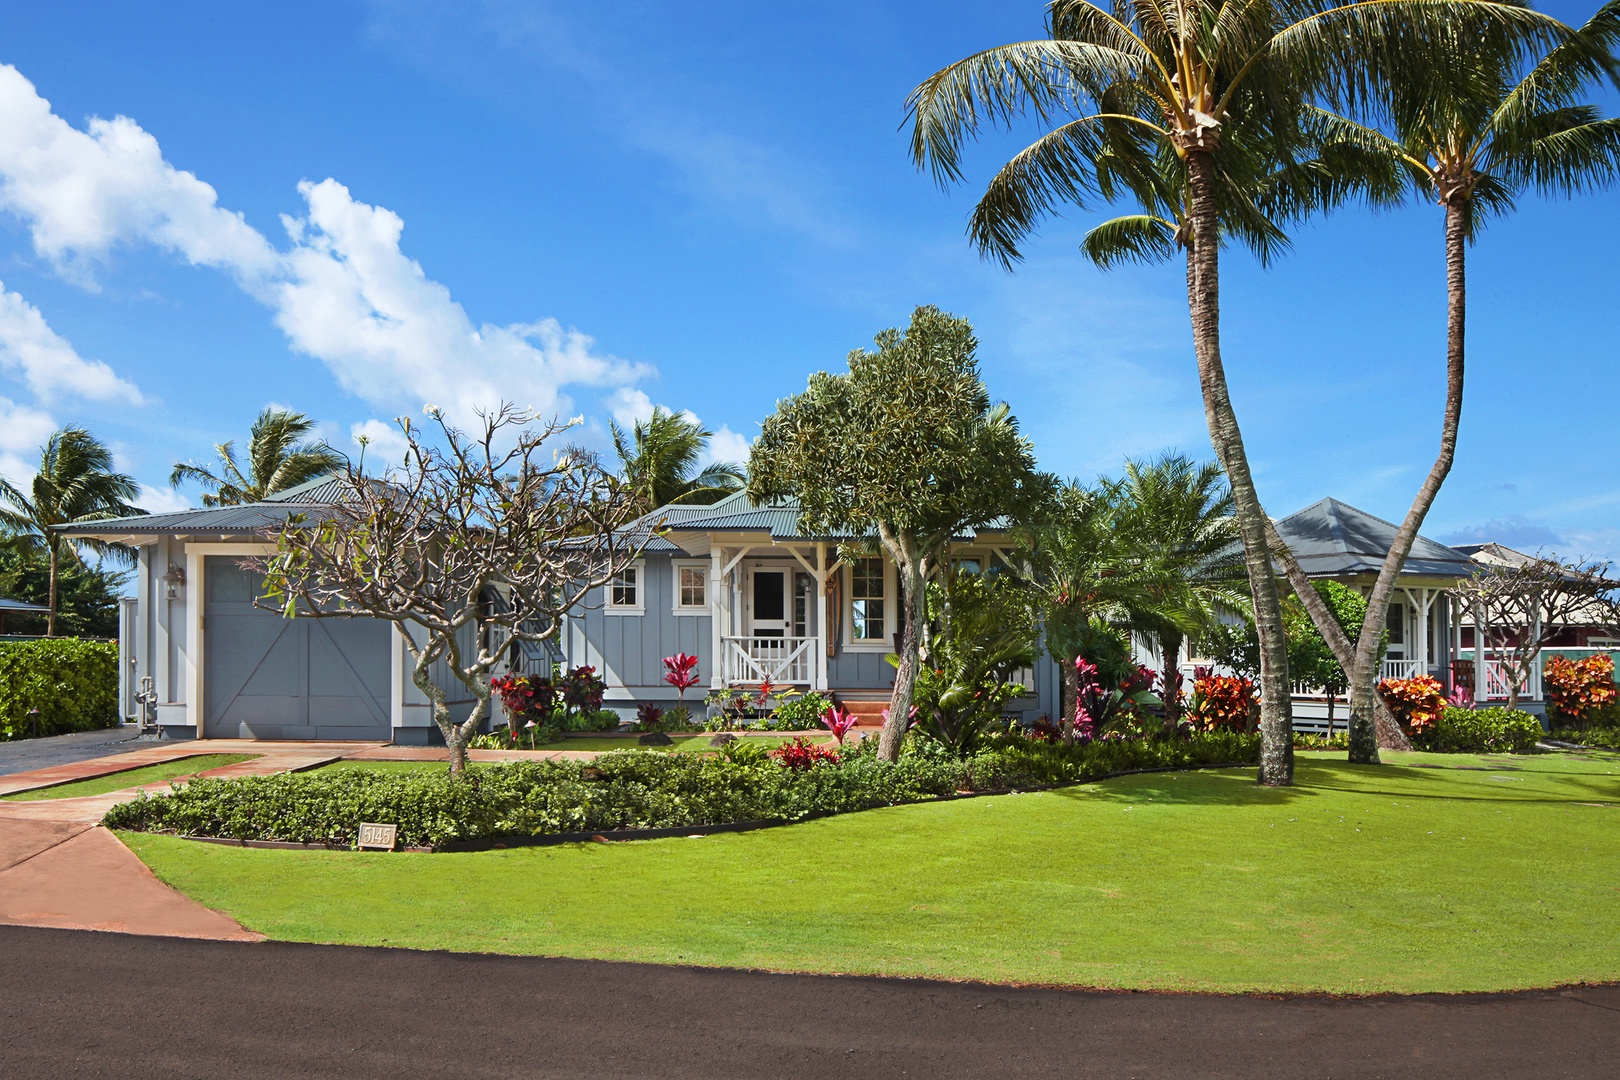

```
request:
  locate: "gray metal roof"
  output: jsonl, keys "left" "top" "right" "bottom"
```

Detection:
{"left": 58, "top": 473, "right": 359, "bottom": 538}
{"left": 655, "top": 491, "right": 1014, "bottom": 544}
{"left": 1273, "top": 498, "right": 1477, "bottom": 579}
{"left": 0, "top": 596, "right": 50, "bottom": 614}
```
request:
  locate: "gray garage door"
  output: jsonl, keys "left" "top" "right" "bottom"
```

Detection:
{"left": 203, "top": 556, "right": 392, "bottom": 741}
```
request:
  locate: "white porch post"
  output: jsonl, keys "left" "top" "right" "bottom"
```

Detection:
{"left": 1416, "top": 588, "right": 1430, "bottom": 677}
{"left": 1474, "top": 594, "right": 1488, "bottom": 703}
{"left": 709, "top": 546, "right": 725, "bottom": 689}
{"left": 814, "top": 542, "right": 829, "bottom": 691}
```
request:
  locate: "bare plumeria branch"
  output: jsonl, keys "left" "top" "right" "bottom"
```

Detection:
{"left": 252, "top": 402, "right": 646, "bottom": 773}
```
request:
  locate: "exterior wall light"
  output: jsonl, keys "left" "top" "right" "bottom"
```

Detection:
{"left": 162, "top": 563, "right": 186, "bottom": 600}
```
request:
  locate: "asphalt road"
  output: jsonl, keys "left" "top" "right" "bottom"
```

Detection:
{"left": 1, "top": 925, "right": 1616, "bottom": 1078}
{"left": 0, "top": 726, "right": 143, "bottom": 777}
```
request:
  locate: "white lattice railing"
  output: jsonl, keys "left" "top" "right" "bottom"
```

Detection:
{"left": 1481, "top": 659, "right": 1540, "bottom": 701}
{"left": 723, "top": 636, "right": 814, "bottom": 684}
{"left": 1379, "top": 659, "right": 1423, "bottom": 681}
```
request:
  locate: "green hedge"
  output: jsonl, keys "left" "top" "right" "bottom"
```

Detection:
{"left": 1414, "top": 706, "right": 1543, "bottom": 754}
{"left": 1548, "top": 726, "right": 1620, "bottom": 750}
{"left": 0, "top": 639, "right": 120, "bottom": 740}
{"left": 103, "top": 732, "right": 1261, "bottom": 848}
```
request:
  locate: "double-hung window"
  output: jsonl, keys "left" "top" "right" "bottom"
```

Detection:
{"left": 608, "top": 562, "right": 645, "bottom": 614}
{"left": 673, "top": 562, "right": 708, "bottom": 612}
{"left": 849, "top": 557, "right": 886, "bottom": 643}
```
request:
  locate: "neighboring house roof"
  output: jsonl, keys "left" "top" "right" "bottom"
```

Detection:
{"left": 0, "top": 596, "right": 50, "bottom": 614}
{"left": 1272, "top": 498, "right": 1477, "bottom": 580}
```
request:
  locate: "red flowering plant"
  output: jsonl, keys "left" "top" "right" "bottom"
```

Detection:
{"left": 1544, "top": 653, "right": 1618, "bottom": 726}
{"left": 1377, "top": 675, "right": 1445, "bottom": 734}
{"left": 770, "top": 735, "right": 839, "bottom": 770}
{"left": 560, "top": 665, "right": 606, "bottom": 718}
{"left": 1184, "top": 667, "right": 1257, "bottom": 732}
{"left": 1071, "top": 657, "right": 1162, "bottom": 742}
{"left": 819, "top": 704, "right": 858, "bottom": 745}
{"left": 662, "top": 653, "right": 701, "bottom": 705}
{"left": 490, "top": 672, "right": 559, "bottom": 743}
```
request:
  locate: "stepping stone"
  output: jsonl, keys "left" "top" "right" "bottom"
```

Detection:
{"left": 638, "top": 733, "right": 674, "bottom": 746}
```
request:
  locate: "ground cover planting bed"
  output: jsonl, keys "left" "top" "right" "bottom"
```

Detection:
{"left": 553, "top": 735, "right": 831, "bottom": 753}
{"left": 3, "top": 753, "right": 259, "bottom": 801}
{"left": 119, "top": 750, "right": 1620, "bottom": 994}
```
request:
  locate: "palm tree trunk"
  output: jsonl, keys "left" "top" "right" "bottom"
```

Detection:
{"left": 1183, "top": 146, "right": 1293, "bottom": 786}
{"left": 46, "top": 541, "right": 58, "bottom": 638}
{"left": 1345, "top": 197, "right": 1469, "bottom": 762}
{"left": 1160, "top": 628, "right": 1183, "bottom": 730}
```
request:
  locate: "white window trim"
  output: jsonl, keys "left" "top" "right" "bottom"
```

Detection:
{"left": 606, "top": 559, "right": 646, "bottom": 615}
{"left": 844, "top": 556, "right": 894, "bottom": 651}
{"left": 672, "top": 559, "right": 709, "bottom": 614}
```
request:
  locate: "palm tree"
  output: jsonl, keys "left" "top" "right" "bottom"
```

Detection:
{"left": 906, "top": 0, "right": 1563, "bottom": 785}
{"left": 0, "top": 428, "right": 142, "bottom": 636}
{"left": 1109, "top": 453, "right": 1247, "bottom": 726}
{"left": 612, "top": 407, "right": 745, "bottom": 513}
{"left": 1277, "top": 5, "right": 1620, "bottom": 763}
{"left": 170, "top": 407, "right": 346, "bottom": 507}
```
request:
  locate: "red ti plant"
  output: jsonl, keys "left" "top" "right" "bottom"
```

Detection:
{"left": 819, "top": 704, "right": 858, "bottom": 745}
{"left": 771, "top": 735, "right": 839, "bottom": 770}
{"left": 754, "top": 677, "right": 775, "bottom": 710}
{"left": 662, "top": 653, "right": 701, "bottom": 705}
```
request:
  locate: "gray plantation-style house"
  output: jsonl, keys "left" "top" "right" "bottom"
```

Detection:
{"left": 64, "top": 475, "right": 1550, "bottom": 744}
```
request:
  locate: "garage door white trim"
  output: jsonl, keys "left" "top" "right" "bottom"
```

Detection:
{"left": 184, "top": 543, "right": 275, "bottom": 736}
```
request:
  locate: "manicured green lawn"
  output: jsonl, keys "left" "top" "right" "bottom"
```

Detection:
{"left": 7, "top": 754, "right": 258, "bottom": 801}
{"left": 121, "top": 750, "right": 1620, "bottom": 994}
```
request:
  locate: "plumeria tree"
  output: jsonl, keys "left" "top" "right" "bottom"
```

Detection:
{"left": 259, "top": 404, "right": 644, "bottom": 774}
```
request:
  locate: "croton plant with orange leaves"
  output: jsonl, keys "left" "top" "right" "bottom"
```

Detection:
{"left": 1544, "top": 653, "right": 1618, "bottom": 725}
{"left": 1377, "top": 675, "right": 1445, "bottom": 733}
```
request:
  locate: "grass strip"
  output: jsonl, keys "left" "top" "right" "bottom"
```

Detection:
{"left": 5, "top": 753, "right": 259, "bottom": 801}
{"left": 120, "top": 750, "right": 1620, "bottom": 994}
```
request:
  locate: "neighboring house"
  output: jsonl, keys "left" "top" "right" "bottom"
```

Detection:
{"left": 1449, "top": 541, "right": 1620, "bottom": 703}
{"left": 0, "top": 595, "right": 50, "bottom": 637}
{"left": 1184, "top": 498, "right": 1480, "bottom": 729}
{"left": 58, "top": 476, "right": 476, "bottom": 744}
{"left": 554, "top": 491, "right": 1064, "bottom": 724}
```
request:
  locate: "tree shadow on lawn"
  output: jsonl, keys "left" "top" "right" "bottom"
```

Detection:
{"left": 1055, "top": 759, "right": 1620, "bottom": 809}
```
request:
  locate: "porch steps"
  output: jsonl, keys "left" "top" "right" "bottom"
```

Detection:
{"left": 832, "top": 696, "right": 890, "bottom": 729}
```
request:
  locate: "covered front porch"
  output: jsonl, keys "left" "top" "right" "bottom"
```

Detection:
{"left": 705, "top": 540, "right": 838, "bottom": 690}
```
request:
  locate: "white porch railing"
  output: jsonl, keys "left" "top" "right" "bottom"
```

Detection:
{"left": 1481, "top": 659, "right": 1541, "bottom": 701}
{"left": 723, "top": 636, "right": 815, "bottom": 685}
{"left": 1379, "top": 659, "right": 1423, "bottom": 681}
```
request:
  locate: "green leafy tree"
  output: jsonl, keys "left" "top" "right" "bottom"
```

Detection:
{"left": 906, "top": 0, "right": 1566, "bottom": 786}
{"left": 0, "top": 428, "right": 141, "bottom": 636}
{"left": 170, "top": 407, "right": 346, "bottom": 507}
{"left": 0, "top": 547, "right": 128, "bottom": 638}
{"left": 748, "top": 305, "right": 1049, "bottom": 762}
{"left": 1283, "top": 581, "right": 1377, "bottom": 732}
{"left": 1276, "top": 4, "right": 1620, "bottom": 762}
{"left": 611, "top": 407, "right": 745, "bottom": 514}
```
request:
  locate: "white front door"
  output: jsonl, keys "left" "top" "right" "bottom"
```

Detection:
{"left": 747, "top": 566, "right": 790, "bottom": 638}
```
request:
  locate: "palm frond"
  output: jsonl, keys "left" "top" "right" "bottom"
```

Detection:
{"left": 1082, "top": 214, "right": 1179, "bottom": 267}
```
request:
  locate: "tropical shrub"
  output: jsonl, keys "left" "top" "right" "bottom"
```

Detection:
{"left": 1414, "top": 706, "right": 1543, "bottom": 754}
{"left": 1547, "top": 724, "right": 1620, "bottom": 750}
{"left": 1377, "top": 675, "right": 1446, "bottom": 735}
{"left": 104, "top": 732, "right": 1262, "bottom": 847}
{"left": 771, "top": 735, "right": 840, "bottom": 770}
{"left": 1072, "top": 657, "right": 1160, "bottom": 741}
{"left": 1544, "top": 653, "right": 1618, "bottom": 727}
{"left": 0, "top": 639, "right": 120, "bottom": 739}
{"left": 819, "top": 704, "right": 858, "bottom": 745}
{"left": 771, "top": 689, "right": 833, "bottom": 727}
{"left": 1185, "top": 668, "right": 1256, "bottom": 732}
{"left": 634, "top": 702, "right": 665, "bottom": 732}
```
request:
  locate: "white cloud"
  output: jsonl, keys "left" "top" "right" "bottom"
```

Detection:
{"left": 350, "top": 418, "right": 411, "bottom": 468}
{"left": 271, "top": 179, "right": 651, "bottom": 425}
{"left": 0, "top": 281, "right": 143, "bottom": 403}
{"left": 0, "top": 64, "right": 278, "bottom": 285}
{"left": 0, "top": 395, "right": 55, "bottom": 486}
{"left": 0, "top": 66, "right": 653, "bottom": 428}
{"left": 135, "top": 484, "right": 190, "bottom": 515}
{"left": 704, "top": 424, "right": 751, "bottom": 468}
{"left": 606, "top": 386, "right": 655, "bottom": 429}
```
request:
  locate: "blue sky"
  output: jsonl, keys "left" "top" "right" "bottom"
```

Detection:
{"left": 0, "top": 1, "right": 1616, "bottom": 557}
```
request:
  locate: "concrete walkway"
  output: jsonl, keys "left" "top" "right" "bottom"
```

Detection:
{"left": 0, "top": 740, "right": 378, "bottom": 939}
{"left": 0, "top": 724, "right": 143, "bottom": 777}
